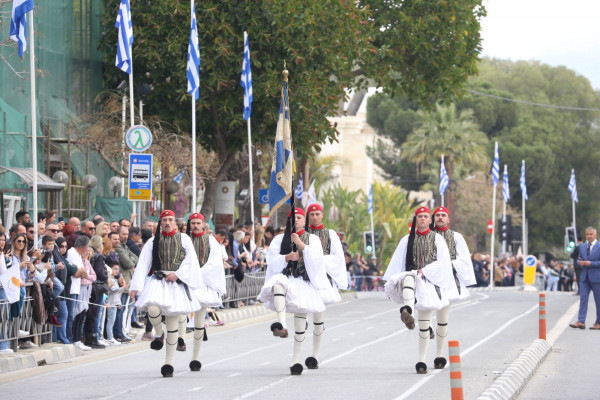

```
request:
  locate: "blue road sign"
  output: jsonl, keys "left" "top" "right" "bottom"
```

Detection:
{"left": 128, "top": 153, "right": 153, "bottom": 201}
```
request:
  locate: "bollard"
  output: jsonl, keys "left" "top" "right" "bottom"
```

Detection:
{"left": 448, "top": 340, "right": 464, "bottom": 400}
{"left": 539, "top": 293, "right": 546, "bottom": 340}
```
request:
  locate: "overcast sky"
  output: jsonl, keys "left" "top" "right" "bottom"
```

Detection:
{"left": 480, "top": 0, "right": 600, "bottom": 90}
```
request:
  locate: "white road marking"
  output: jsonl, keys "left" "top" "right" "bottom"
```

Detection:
{"left": 547, "top": 299, "right": 579, "bottom": 345}
{"left": 187, "top": 386, "right": 204, "bottom": 392}
{"left": 393, "top": 302, "right": 539, "bottom": 400}
{"left": 259, "top": 361, "right": 271, "bottom": 366}
{"left": 228, "top": 373, "right": 241, "bottom": 377}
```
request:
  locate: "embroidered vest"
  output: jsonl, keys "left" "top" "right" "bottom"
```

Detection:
{"left": 436, "top": 229, "right": 457, "bottom": 260}
{"left": 307, "top": 226, "right": 331, "bottom": 255}
{"left": 412, "top": 231, "right": 437, "bottom": 270}
{"left": 282, "top": 231, "right": 311, "bottom": 282}
{"left": 158, "top": 233, "right": 186, "bottom": 272}
{"left": 192, "top": 234, "right": 211, "bottom": 267}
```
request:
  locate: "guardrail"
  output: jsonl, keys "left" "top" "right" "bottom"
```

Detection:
{"left": 0, "top": 284, "right": 53, "bottom": 352}
{"left": 222, "top": 270, "right": 266, "bottom": 308}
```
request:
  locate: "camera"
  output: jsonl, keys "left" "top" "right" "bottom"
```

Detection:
{"left": 40, "top": 248, "right": 52, "bottom": 263}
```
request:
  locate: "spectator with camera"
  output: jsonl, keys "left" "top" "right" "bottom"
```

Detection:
{"left": 66, "top": 235, "right": 94, "bottom": 351}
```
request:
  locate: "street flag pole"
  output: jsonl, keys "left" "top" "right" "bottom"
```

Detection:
{"left": 520, "top": 160, "right": 528, "bottom": 257}
{"left": 368, "top": 184, "right": 376, "bottom": 259}
{"left": 502, "top": 164, "right": 510, "bottom": 255}
{"left": 241, "top": 31, "right": 254, "bottom": 239}
{"left": 568, "top": 169, "right": 578, "bottom": 237}
{"left": 187, "top": 0, "right": 200, "bottom": 211}
{"left": 439, "top": 155, "right": 449, "bottom": 207}
{"left": 489, "top": 142, "right": 499, "bottom": 288}
{"left": 29, "top": 8, "right": 38, "bottom": 249}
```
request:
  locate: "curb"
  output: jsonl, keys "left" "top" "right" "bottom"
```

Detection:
{"left": 477, "top": 339, "right": 552, "bottom": 400}
{"left": 0, "top": 343, "right": 77, "bottom": 374}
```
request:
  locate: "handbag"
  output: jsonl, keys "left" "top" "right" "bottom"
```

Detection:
{"left": 233, "top": 265, "right": 245, "bottom": 283}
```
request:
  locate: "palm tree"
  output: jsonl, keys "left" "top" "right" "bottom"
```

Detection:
{"left": 401, "top": 103, "right": 489, "bottom": 218}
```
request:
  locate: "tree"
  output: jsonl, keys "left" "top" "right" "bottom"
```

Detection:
{"left": 100, "top": 0, "right": 486, "bottom": 219}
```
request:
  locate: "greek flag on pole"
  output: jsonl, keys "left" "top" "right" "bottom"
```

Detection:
{"left": 187, "top": 2, "right": 200, "bottom": 100}
{"left": 368, "top": 185, "right": 373, "bottom": 215}
{"left": 520, "top": 160, "right": 528, "bottom": 201}
{"left": 568, "top": 169, "right": 578, "bottom": 203}
{"left": 115, "top": 0, "right": 133, "bottom": 74}
{"left": 295, "top": 175, "right": 303, "bottom": 199}
{"left": 241, "top": 31, "right": 253, "bottom": 120}
{"left": 439, "top": 159, "right": 449, "bottom": 196}
{"left": 503, "top": 166, "right": 510, "bottom": 203}
{"left": 492, "top": 145, "right": 500, "bottom": 186}
{"left": 268, "top": 81, "right": 293, "bottom": 215}
{"left": 9, "top": 0, "right": 34, "bottom": 58}
{"left": 173, "top": 171, "right": 184, "bottom": 184}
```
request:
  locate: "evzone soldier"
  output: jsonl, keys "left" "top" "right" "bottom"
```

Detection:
{"left": 430, "top": 206, "right": 476, "bottom": 369}
{"left": 305, "top": 203, "right": 348, "bottom": 370}
{"left": 175, "top": 212, "right": 226, "bottom": 372}
{"left": 257, "top": 207, "right": 329, "bottom": 375}
{"left": 383, "top": 206, "right": 454, "bottom": 374}
{"left": 129, "top": 210, "right": 203, "bottom": 377}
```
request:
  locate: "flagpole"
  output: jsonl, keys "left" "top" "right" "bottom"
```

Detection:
{"left": 191, "top": 95, "right": 197, "bottom": 211}
{"left": 571, "top": 169, "right": 577, "bottom": 237}
{"left": 247, "top": 117, "right": 255, "bottom": 238}
{"left": 29, "top": 10, "right": 38, "bottom": 249}
{"left": 440, "top": 154, "right": 445, "bottom": 207}
{"left": 522, "top": 160, "right": 527, "bottom": 257}
{"left": 489, "top": 142, "right": 498, "bottom": 288}
{"left": 369, "top": 188, "right": 376, "bottom": 259}
{"left": 502, "top": 164, "right": 507, "bottom": 255}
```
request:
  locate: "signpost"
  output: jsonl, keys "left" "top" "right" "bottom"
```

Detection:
{"left": 128, "top": 154, "right": 153, "bottom": 201}
{"left": 523, "top": 254, "right": 538, "bottom": 291}
{"left": 125, "top": 125, "right": 153, "bottom": 152}
{"left": 487, "top": 219, "right": 494, "bottom": 235}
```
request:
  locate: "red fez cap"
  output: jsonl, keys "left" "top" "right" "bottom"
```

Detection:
{"left": 288, "top": 207, "right": 305, "bottom": 217}
{"left": 307, "top": 204, "right": 322, "bottom": 213}
{"left": 189, "top": 212, "right": 204, "bottom": 221}
{"left": 414, "top": 206, "right": 431, "bottom": 216}
{"left": 160, "top": 210, "right": 175, "bottom": 219}
{"left": 433, "top": 206, "right": 449, "bottom": 216}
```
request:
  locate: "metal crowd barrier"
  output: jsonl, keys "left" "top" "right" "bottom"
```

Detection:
{"left": 515, "top": 272, "right": 546, "bottom": 291}
{"left": 223, "top": 270, "right": 266, "bottom": 308}
{"left": 0, "top": 283, "right": 53, "bottom": 352}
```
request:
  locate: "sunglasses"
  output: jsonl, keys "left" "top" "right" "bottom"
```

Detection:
{"left": 49, "top": 229, "right": 60, "bottom": 233}
{"left": 15, "top": 240, "right": 26, "bottom": 244}
{"left": 27, "top": 230, "right": 35, "bottom": 234}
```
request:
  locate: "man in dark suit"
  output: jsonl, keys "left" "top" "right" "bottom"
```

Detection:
{"left": 570, "top": 236, "right": 583, "bottom": 294}
{"left": 570, "top": 227, "right": 600, "bottom": 330}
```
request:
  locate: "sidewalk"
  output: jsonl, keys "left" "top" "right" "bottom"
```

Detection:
{"left": 0, "top": 292, "right": 357, "bottom": 375}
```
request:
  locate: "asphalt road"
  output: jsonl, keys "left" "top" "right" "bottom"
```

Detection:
{"left": 0, "top": 289, "right": 582, "bottom": 400}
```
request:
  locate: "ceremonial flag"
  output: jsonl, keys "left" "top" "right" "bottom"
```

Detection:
{"left": 173, "top": 171, "right": 184, "bottom": 184}
{"left": 439, "top": 157, "right": 449, "bottom": 196}
{"left": 492, "top": 144, "right": 500, "bottom": 186}
{"left": 9, "top": 0, "right": 34, "bottom": 58}
{"left": 187, "top": 2, "right": 200, "bottom": 100}
{"left": 368, "top": 185, "right": 373, "bottom": 215}
{"left": 241, "top": 31, "right": 253, "bottom": 120}
{"left": 502, "top": 165, "right": 510, "bottom": 203}
{"left": 568, "top": 169, "right": 578, "bottom": 203}
{"left": 520, "top": 160, "right": 528, "bottom": 201}
{"left": 115, "top": 0, "right": 133, "bottom": 74}
{"left": 0, "top": 258, "right": 22, "bottom": 304}
{"left": 268, "top": 80, "right": 293, "bottom": 215}
{"left": 295, "top": 175, "right": 303, "bottom": 199}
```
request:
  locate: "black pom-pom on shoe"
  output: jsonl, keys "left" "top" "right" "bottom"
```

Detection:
{"left": 415, "top": 362, "right": 427, "bottom": 374}
{"left": 176, "top": 337, "right": 187, "bottom": 352}
{"left": 150, "top": 337, "right": 164, "bottom": 351}
{"left": 290, "top": 363, "right": 303, "bottom": 375}
{"left": 270, "top": 322, "right": 289, "bottom": 338}
{"left": 434, "top": 357, "right": 447, "bottom": 369}
{"left": 400, "top": 306, "right": 415, "bottom": 330}
{"left": 189, "top": 360, "right": 202, "bottom": 371}
{"left": 305, "top": 356, "right": 319, "bottom": 369}
{"left": 161, "top": 364, "right": 174, "bottom": 377}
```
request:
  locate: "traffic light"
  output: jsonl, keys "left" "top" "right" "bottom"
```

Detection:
{"left": 565, "top": 227, "right": 576, "bottom": 253}
{"left": 364, "top": 231, "right": 374, "bottom": 253}
{"left": 499, "top": 215, "right": 512, "bottom": 242}
{"left": 373, "top": 231, "right": 381, "bottom": 249}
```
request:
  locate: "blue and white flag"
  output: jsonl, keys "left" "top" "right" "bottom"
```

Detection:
{"left": 115, "top": 0, "right": 133, "bottom": 74}
{"left": 439, "top": 158, "right": 449, "bottom": 196}
{"left": 186, "top": 2, "right": 200, "bottom": 100}
{"left": 173, "top": 171, "right": 184, "bottom": 184}
{"left": 9, "top": 0, "right": 34, "bottom": 58}
{"left": 241, "top": 31, "right": 253, "bottom": 120}
{"left": 492, "top": 143, "right": 500, "bottom": 186}
{"left": 295, "top": 175, "right": 303, "bottom": 199}
{"left": 502, "top": 165, "right": 510, "bottom": 203}
{"left": 268, "top": 81, "right": 293, "bottom": 215}
{"left": 568, "top": 169, "right": 578, "bottom": 203}
{"left": 520, "top": 160, "right": 528, "bottom": 201}
{"left": 368, "top": 185, "right": 373, "bottom": 215}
